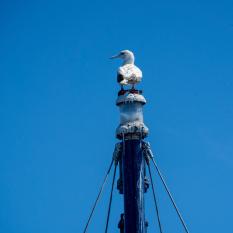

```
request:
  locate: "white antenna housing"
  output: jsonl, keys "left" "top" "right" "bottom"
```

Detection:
{"left": 116, "top": 92, "right": 149, "bottom": 140}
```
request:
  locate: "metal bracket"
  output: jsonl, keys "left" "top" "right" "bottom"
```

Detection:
{"left": 112, "top": 142, "right": 124, "bottom": 194}
{"left": 113, "top": 142, "right": 122, "bottom": 165}
{"left": 141, "top": 141, "right": 154, "bottom": 164}
{"left": 145, "top": 220, "right": 149, "bottom": 233}
{"left": 118, "top": 213, "right": 124, "bottom": 233}
{"left": 144, "top": 176, "right": 150, "bottom": 193}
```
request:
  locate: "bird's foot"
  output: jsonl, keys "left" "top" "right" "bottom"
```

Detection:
{"left": 129, "top": 89, "right": 142, "bottom": 94}
{"left": 118, "top": 89, "right": 127, "bottom": 96}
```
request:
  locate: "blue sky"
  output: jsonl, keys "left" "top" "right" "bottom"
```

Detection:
{"left": 0, "top": 0, "right": 233, "bottom": 232}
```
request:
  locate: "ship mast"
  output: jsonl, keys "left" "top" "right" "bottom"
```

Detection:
{"left": 83, "top": 52, "right": 190, "bottom": 233}
{"left": 115, "top": 89, "right": 149, "bottom": 233}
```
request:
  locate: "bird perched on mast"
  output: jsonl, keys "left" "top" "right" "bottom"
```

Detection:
{"left": 110, "top": 50, "right": 142, "bottom": 90}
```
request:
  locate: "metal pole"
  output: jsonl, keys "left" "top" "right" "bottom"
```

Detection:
{"left": 122, "top": 139, "right": 146, "bottom": 233}
{"left": 115, "top": 89, "right": 149, "bottom": 233}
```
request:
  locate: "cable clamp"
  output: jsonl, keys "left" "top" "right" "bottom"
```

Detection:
{"left": 112, "top": 142, "right": 122, "bottom": 165}
{"left": 142, "top": 141, "right": 154, "bottom": 164}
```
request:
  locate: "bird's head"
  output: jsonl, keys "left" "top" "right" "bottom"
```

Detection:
{"left": 110, "top": 50, "right": 135, "bottom": 65}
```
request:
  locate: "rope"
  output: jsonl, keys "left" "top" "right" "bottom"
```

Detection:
{"left": 151, "top": 157, "right": 190, "bottom": 233}
{"left": 104, "top": 164, "right": 117, "bottom": 233}
{"left": 83, "top": 159, "right": 114, "bottom": 233}
{"left": 147, "top": 163, "right": 163, "bottom": 233}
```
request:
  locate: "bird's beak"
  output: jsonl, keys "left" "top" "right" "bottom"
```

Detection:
{"left": 110, "top": 54, "right": 120, "bottom": 59}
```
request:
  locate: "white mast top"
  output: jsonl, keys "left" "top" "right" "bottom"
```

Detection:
{"left": 111, "top": 50, "right": 148, "bottom": 139}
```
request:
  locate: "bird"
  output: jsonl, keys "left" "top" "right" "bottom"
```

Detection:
{"left": 110, "top": 50, "right": 142, "bottom": 90}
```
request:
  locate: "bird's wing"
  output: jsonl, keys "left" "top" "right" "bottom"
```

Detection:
{"left": 117, "top": 66, "right": 126, "bottom": 75}
{"left": 117, "top": 65, "right": 134, "bottom": 78}
{"left": 133, "top": 66, "right": 142, "bottom": 78}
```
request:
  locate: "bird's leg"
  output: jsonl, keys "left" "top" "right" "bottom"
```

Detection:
{"left": 118, "top": 85, "right": 126, "bottom": 96}
{"left": 131, "top": 84, "right": 135, "bottom": 90}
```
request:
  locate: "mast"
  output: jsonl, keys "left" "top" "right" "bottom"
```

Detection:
{"left": 83, "top": 50, "right": 190, "bottom": 233}
{"left": 116, "top": 90, "right": 149, "bottom": 233}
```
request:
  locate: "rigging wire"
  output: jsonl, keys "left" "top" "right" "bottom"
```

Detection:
{"left": 147, "top": 162, "right": 163, "bottom": 233}
{"left": 104, "top": 163, "right": 117, "bottom": 233}
{"left": 83, "top": 159, "right": 114, "bottom": 233}
{"left": 150, "top": 157, "right": 190, "bottom": 233}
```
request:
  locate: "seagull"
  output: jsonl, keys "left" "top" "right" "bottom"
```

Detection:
{"left": 110, "top": 50, "right": 142, "bottom": 90}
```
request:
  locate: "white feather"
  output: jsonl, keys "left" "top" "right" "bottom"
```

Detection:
{"left": 118, "top": 64, "right": 142, "bottom": 85}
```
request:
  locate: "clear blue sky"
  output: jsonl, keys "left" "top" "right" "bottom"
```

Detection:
{"left": 0, "top": 0, "right": 233, "bottom": 232}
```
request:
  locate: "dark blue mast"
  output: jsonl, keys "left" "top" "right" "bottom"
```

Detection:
{"left": 122, "top": 140, "right": 145, "bottom": 233}
{"left": 116, "top": 90, "right": 149, "bottom": 233}
{"left": 83, "top": 50, "right": 190, "bottom": 233}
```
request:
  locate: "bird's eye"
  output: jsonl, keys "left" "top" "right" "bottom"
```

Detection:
{"left": 120, "top": 52, "right": 124, "bottom": 55}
